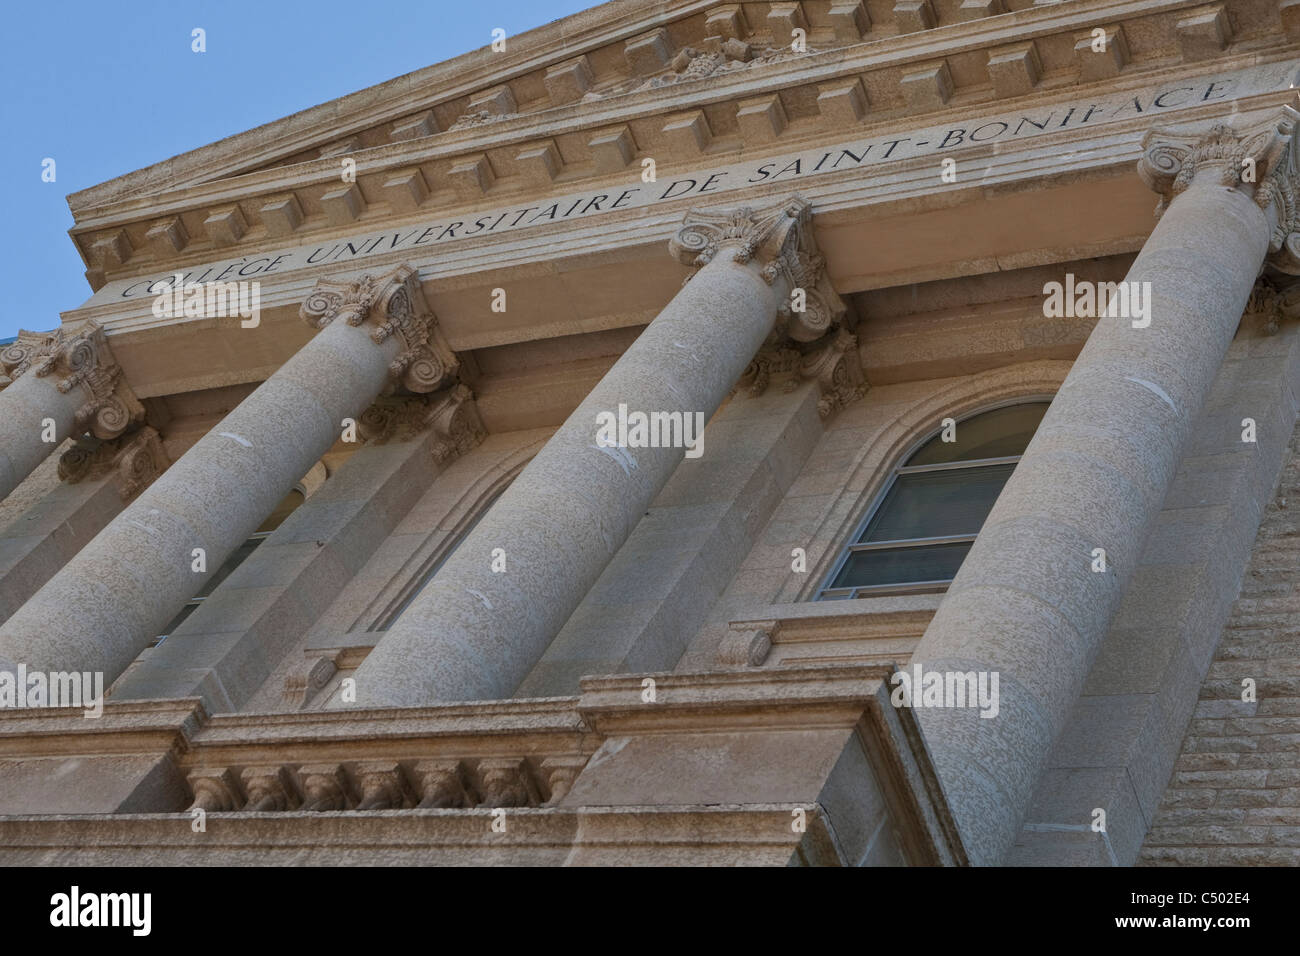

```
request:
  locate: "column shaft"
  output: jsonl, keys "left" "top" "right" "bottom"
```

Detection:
{"left": 911, "top": 145, "right": 1281, "bottom": 863}
{"left": 0, "top": 321, "right": 138, "bottom": 501}
{"left": 354, "top": 250, "right": 783, "bottom": 705}
{"left": 0, "top": 265, "right": 448, "bottom": 686}
{"left": 0, "top": 373, "right": 81, "bottom": 501}
{"left": 353, "top": 198, "right": 843, "bottom": 706}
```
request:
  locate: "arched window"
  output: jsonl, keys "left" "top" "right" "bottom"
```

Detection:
{"left": 816, "top": 401, "right": 1049, "bottom": 599}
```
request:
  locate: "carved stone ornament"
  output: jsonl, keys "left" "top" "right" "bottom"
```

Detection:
{"left": 240, "top": 766, "right": 299, "bottom": 812}
{"left": 670, "top": 194, "right": 847, "bottom": 343}
{"left": 449, "top": 109, "right": 517, "bottom": 131}
{"left": 281, "top": 653, "right": 340, "bottom": 711}
{"left": 476, "top": 758, "right": 538, "bottom": 808}
{"left": 357, "top": 383, "right": 486, "bottom": 463}
{"left": 427, "top": 384, "right": 486, "bottom": 463}
{"left": 413, "top": 759, "right": 473, "bottom": 809}
{"left": 186, "top": 768, "right": 242, "bottom": 813}
{"left": 1244, "top": 273, "right": 1300, "bottom": 334}
{"left": 583, "top": 35, "right": 810, "bottom": 102}
{"left": 0, "top": 319, "right": 143, "bottom": 438}
{"left": 716, "top": 620, "right": 777, "bottom": 669}
{"left": 354, "top": 761, "right": 415, "bottom": 810}
{"left": 57, "top": 426, "right": 170, "bottom": 501}
{"left": 298, "top": 764, "right": 353, "bottom": 812}
{"left": 299, "top": 264, "right": 458, "bottom": 393}
{"left": 1139, "top": 106, "right": 1300, "bottom": 272}
{"left": 182, "top": 756, "right": 561, "bottom": 813}
{"left": 737, "top": 327, "right": 868, "bottom": 418}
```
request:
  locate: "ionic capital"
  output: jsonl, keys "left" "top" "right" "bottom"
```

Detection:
{"left": 670, "top": 195, "right": 847, "bottom": 342}
{"left": 1139, "top": 106, "right": 1300, "bottom": 271}
{"left": 0, "top": 320, "right": 143, "bottom": 439}
{"left": 299, "top": 264, "right": 458, "bottom": 393}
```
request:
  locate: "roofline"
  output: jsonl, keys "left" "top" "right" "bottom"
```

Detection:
{"left": 67, "top": 0, "right": 710, "bottom": 216}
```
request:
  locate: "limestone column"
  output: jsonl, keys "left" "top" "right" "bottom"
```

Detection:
{"left": 353, "top": 195, "right": 845, "bottom": 706}
{"left": 0, "top": 321, "right": 141, "bottom": 501}
{"left": 0, "top": 264, "right": 457, "bottom": 686}
{"left": 0, "top": 428, "right": 169, "bottom": 625}
{"left": 909, "top": 108, "right": 1300, "bottom": 865}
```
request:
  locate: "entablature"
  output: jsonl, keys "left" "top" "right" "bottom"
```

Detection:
{"left": 63, "top": 56, "right": 1299, "bottom": 405}
{"left": 68, "top": 0, "right": 1297, "bottom": 289}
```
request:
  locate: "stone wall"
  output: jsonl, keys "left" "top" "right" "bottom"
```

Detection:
{"left": 1141, "top": 414, "right": 1300, "bottom": 865}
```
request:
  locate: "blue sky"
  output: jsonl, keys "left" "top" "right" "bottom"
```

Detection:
{"left": 0, "top": 0, "right": 593, "bottom": 340}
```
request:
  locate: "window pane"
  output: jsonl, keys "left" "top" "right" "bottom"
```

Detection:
{"left": 829, "top": 541, "right": 973, "bottom": 590}
{"left": 861, "top": 463, "right": 1014, "bottom": 542}
{"left": 907, "top": 402, "right": 1049, "bottom": 465}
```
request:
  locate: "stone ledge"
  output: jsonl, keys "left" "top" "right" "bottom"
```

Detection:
{"left": 723, "top": 595, "right": 939, "bottom": 668}
{"left": 0, "top": 698, "right": 204, "bottom": 757}
{"left": 0, "top": 803, "right": 844, "bottom": 866}
{"left": 0, "top": 663, "right": 966, "bottom": 864}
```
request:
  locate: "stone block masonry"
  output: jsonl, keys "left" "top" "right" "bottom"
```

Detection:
{"left": 1141, "top": 416, "right": 1300, "bottom": 865}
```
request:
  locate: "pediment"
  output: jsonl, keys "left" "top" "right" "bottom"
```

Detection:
{"left": 68, "top": 0, "right": 884, "bottom": 213}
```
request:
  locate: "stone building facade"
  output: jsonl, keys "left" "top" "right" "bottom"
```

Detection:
{"left": 2, "top": 0, "right": 1299, "bottom": 866}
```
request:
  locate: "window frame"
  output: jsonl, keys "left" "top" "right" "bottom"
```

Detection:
{"left": 814, "top": 398, "right": 1051, "bottom": 601}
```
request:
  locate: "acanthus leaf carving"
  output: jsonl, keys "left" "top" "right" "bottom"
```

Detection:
{"left": 583, "top": 35, "right": 812, "bottom": 102}
{"left": 427, "top": 384, "right": 486, "bottom": 464}
{"left": 1244, "top": 273, "right": 1300, "bottom": 334}
{"left": 298, "top": 763, "right": 353, "bottom": 812}
{"left": 186, "top": 768, "right": 242, "bottom": 813}
{"left": 1140, "top": 106, "right": 1300, "bottom": 275}
{"left": 800, "top": 327, "right": 868, "bottom": 418}
{"left": 0, "top": 320, "right": 142, "bottom": 438}
{"left": 737, "top": 327, "right": 868, "bottom": 418}
{"left": 413, "top": 759, "right": 473, "bottom": 809}
{"left": 300, "top": 265, "right": 458, "bottom": 393}
{"left": 673, "top": 193, "right": 850, "bottom": 351}
{"left": 57, "top": 426, "right": 169, "bottom": 500}
{"left": 669, "top": 195, "right": 809, "bottom": 270}
{"left": 355, "top": 384, "right": 485, "bottom": 465}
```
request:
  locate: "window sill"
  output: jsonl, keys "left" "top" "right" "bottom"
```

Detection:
{"left": 721, "top": 593, "right": 942, "bottom": 670}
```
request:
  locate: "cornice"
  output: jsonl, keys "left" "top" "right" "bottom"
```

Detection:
{"left": 68, "top": 0, "right": 1290, "bottom": 288}
{"left": 66, "top": 60, "right": 1300, "bottom": 348}
{"left": 66, "top": 0, "right": 721, "bottom": 212}
{"left": 0, "top": 698, "right": 204, "bottom": 759}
